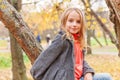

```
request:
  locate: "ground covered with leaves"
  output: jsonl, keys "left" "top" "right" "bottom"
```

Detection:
{"left": 85, "top": 54, "right": 120, "bottom": 80}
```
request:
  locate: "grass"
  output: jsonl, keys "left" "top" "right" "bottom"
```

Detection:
{"left": 0, "top": 53, "right": 11, "bottom": 69}
{"left": 0, "top": 52, "right": 30, "bottom": 69}
{"left": 91, "top": 37, "right": 113, "bottom": 46}
{"left": 0, "top": 56, "right": 11, "bottom": 68}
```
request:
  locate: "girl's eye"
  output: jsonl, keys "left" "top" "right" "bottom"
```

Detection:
{"left": 77, "top": 20, "right": 80, "bottom": 23}
{"left": 68, "top": 19, "right": 73, "bottom": 22}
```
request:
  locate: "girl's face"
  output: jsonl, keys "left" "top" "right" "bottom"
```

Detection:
{"left": 65, "top": 11, "right": 81, "bottom": 34}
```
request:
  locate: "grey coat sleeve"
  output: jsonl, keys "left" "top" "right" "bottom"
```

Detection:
{"left": 83, "top": 60, "right": 95, "bottom": 76}
{"left": 30, "top": 34, "right": 64, "bottom": 80}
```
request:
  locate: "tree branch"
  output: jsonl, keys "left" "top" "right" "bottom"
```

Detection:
{"left": 0, "top": 0, "right": 43, "bottom": 64}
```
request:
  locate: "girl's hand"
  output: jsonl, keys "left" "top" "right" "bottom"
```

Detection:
{"left": 84, "top": 73, "right": 93, "bottom": 80}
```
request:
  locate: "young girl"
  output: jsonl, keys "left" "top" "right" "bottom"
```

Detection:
{"left": 30, "top": 8, "right": 112, "bottom": 80}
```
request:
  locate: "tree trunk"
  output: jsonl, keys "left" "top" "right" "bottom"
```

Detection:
{"left": 105, "top": 0, "right": 120, "bottom": 56}
{"left": 81, "top": 0, "right": 93, "bottom": 54}
{"left": 0, "top": 0, "right": 43, "bottom": 63}
{"left": 10, "top": 33, "right": 27, "bottom": 80}
{"left": 8, "top": 0, "right": 28, "bottom": 80}
{"left": 82, "top": 0, "right": 103, "bottom": 54}
{"left": 103, "top": 30, "right": 108, "bottom": 45}
{"left": 92, "top": 30, "right": 103, "bottom": 47}
{"left": 86, "top": 29, "right": 92, "bottom": 54}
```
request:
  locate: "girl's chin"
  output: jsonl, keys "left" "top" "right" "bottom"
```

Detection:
{"left": 70, "top": 31, "right": 78, "bottom": 34}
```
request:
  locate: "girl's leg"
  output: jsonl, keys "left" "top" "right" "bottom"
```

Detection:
{"left": 93, "top": 73, "right": 112, "bottom": 80}
{"left": 80, "top": 73, "right": 112, "bottom": 80}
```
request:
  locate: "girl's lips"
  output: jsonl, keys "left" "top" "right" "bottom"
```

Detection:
{"left": 71, "top": 28, "right": 78, "bottom": 30}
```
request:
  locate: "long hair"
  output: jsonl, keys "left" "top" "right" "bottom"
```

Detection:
{"left": 60, "top": 8, "right": 85, "bottom": 49}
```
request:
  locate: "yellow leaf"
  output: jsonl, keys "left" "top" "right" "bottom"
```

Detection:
{"left": 86, "top": 8, "right": 91, "bottom": 12}
{"left": 101, "top": 18, "right": 107, "bottom": 23}
{"left": 86, "top": 15, "right": 91, "bottom": 20}
{"left": 87, "top": 21, "right": 91, "bottom": 26}
{"left": 93, "top": 21, "right": 97, "bottom": 25}
{"left": 0, "top": 4, "right": 6, "bottom": 9}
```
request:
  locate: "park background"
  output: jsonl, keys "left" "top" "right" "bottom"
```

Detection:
{"left": 0, "top": 0, "right": 120, "bottom": 80}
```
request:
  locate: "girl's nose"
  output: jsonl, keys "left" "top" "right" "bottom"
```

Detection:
{"left": 73, "top": 22, "right": 77, "bottom": 27}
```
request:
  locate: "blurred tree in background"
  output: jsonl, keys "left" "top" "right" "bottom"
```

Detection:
{"left": 81, "top": 0, "right": 118, "bottom": 54}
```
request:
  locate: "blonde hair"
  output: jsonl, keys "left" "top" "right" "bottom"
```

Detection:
{"left": 60, "top": 8, "right": 85, "bottom": 49}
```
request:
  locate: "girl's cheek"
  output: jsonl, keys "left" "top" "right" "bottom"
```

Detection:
{"left": 66, "top": 27, "right": 70, "bottom": 31}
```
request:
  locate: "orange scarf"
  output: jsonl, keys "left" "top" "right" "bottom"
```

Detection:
{"left": 73, "top": 34, "right": 83, "bottom": 80}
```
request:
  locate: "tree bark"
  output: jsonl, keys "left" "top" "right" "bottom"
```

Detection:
{"left": 8, "top": 0, "right": 28, "bottom": 80}
{"left": 105, "top": 0, "right": 120, "bottom": 56}
{"left": 10, "top": 33, "right": 27, "bottom": 80}
{"left": 86, "top": 29, "right": 92, "bottom": 54}
{"left": 0, "top": 0, "right": 43, "bottom": 64}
